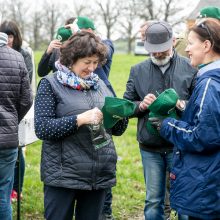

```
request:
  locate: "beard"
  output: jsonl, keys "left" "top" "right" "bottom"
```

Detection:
{"left": 150, "top": 54, "right": 171, "bottom": 66}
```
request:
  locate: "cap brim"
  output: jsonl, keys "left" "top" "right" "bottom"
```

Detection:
{"left": 144, "top": 37, "right": 173, "bottom": 53}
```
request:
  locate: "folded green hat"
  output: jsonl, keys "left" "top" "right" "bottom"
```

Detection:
{"left": 147, "top": 88, "right": 179, "bottom": 135}
{"left": 77, "top": 16, "right": 95, "bottom": 30}
{"left": 102, "top": 97, "right": 136, "bottom": 129}
{"left": 147, "top": 110, "right": 178, "bottom": 136}
{"left": 56, "top": 27, "right": 72, "bottom": 42}
{"left": 198, "top": 6, "right": 220, "bottom": 20}
{"left": 148, "top": 88, "right": 179, "bottom": 115}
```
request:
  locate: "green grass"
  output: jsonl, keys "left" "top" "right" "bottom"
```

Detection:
{"left": 13, "top": 53, "right": 149, "bottom": 219}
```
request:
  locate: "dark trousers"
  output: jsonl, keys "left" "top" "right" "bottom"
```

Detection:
{"left": 13, "top": 149, "right": 25, "bottom": 193}
{"left": 44, "top": 185, "right": 106, "bottom": 220}
{"left": 102, "top": 188, "right": 113, "bottom": 215}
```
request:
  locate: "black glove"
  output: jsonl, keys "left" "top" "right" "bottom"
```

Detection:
{"left": 148, "top": 117, "right": 164, "bottom": 131}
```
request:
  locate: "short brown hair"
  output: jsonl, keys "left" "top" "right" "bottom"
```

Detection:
{"left": 60, "top": 32, "right": 107, "bottom": 67}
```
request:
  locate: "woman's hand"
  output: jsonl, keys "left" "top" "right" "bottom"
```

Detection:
{"left": 77, "top": 107, "right": 103, "bottom": 127}
{"left": 65, "top": 19, "right": 80, "bottom": 34}
{"left": 46, "top": 39, "right": 62, "bottom": 54}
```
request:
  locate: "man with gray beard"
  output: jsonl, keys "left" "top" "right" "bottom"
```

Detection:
{"left": 124, "top": 21, "right": 197, "bottom": 220}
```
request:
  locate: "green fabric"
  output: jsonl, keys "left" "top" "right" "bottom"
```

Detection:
{"left": 77, "top": 16, "right": 95, "bottom": 30}
{"left": 198, "top": 62, "right": 213, "bottom": 69}
{"left": 147, "top": 109, "right": 178, "bottom": 135}
{"left": 199, "top": 7, "right": 220, "bottom": 20}
{"left": 56, "top": 27, "right": 72, "bottom": 42}
{"left": 102, "top": 97, "right": 136, "bottom": 129}
{"left": 146, "top": 88, "right": 179, "bottom": 135}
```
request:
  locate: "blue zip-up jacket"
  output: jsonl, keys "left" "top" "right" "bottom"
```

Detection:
{"left": 160, "top": 60, "right": 220, "bottom": 219}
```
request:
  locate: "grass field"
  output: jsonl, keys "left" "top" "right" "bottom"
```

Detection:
{"left": 12, "top": 53, "right": 148, "bottom": 220}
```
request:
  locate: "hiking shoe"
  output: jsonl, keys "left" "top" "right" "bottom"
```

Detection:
{"left": 10, "top": 190, "right": 23, "bottom": 202}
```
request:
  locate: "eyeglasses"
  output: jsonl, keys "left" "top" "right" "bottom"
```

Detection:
{"left": 197, "top": 22, "right": 213, "bottom": 42}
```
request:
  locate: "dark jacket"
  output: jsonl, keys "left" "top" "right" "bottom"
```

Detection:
{"left": 160, "top": 61, "right": 220, "bottom": 219}
{"left": 35, "top": 73, "right": 120, "bottom": 190}
{"left": 37, "top": 39, "right": 116, "bottom": 95}
{"left": 123, "top": 51, "right": 197, "bottom": 153}
{"left": 19, "top": 48, "right": 33, "bottom": 83}
{"left": 37, "top": 48, "right": 60, "bottom": 76}
{"left": 0, "top": 45, "right": 33, "bottom": 150}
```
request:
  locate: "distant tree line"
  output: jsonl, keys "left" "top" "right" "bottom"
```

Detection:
{"left": 0, "top": 0, "right": 187, "bottom": 53}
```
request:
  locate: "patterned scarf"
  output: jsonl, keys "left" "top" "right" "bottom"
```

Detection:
{"left": 55, "top": 61, "right": 99, "bottom": 90}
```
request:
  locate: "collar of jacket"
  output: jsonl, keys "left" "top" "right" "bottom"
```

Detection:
{"left": 0, "top": 32, "right": 8, "bottom": 46}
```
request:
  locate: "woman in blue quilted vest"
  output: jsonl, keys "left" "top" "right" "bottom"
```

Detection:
{"left": 34, "top": 32, "right": 127, "bottom": 220}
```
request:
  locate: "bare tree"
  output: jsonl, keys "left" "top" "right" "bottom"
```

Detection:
{"left": 0, "top": 0, "right": 10, "bottom": 23}
{"left": 117, "top": 0, "right": 185, "bottom": 53}
{"left": 42, "top": 1, "right": 64, "bottom": 42}
{"left": 6, "top": 0, "right": 30, "bottom": 36}
{"left": 135, "top": 0, "right": 184, "bottom": 24}
{"left": 93, "top": 0, "right": 120, "bottom": 39}
{"left": 71, "top": 0, "right": 87, "bottom": 16}
{"left": 117, "top": 0, "right": 140, "bottom": 53}
{"left": 31, "top": 11, "right": 43, "bottom": 50}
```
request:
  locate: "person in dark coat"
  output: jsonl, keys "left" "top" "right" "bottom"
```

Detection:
{"left": 150, "top": 18, "right": 220, "bottom": 220}
{"left": 0, "top": 20, "right": 34, "bottom": 202}
{"left": 0, "top": 32, "right": 32, "bottom": 220}
{"left": 34, "top": 32, "right": 127, "bottom": 220}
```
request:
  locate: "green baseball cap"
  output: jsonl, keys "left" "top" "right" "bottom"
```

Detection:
{"left": 56, "top": 27, "right": 72, "bottom": 42}
{"left": 147, "top": 88, "right": 179, "bottom": 135}
{"left": 148, "top": 88, "right": 179, "bottom": 115}
{"left": 77, "top": 16, "right": 95, "bottom": 30}
{"left": 198, "top": 6, "right": 220, "bottom": 20}
{"left": 102, "top": 97, "right": 136, "bottom": 129}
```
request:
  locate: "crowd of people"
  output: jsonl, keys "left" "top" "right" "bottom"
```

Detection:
{"left": 0, "top": 5, "right": 220, "bottom": 220}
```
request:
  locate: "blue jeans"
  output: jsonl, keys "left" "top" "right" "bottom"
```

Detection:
{"left": 0, "top": 148, "right": 18, "bottom": 220}
{"left": 140, "top": 149, "right": 188, "bottom": 220}
{"left": 140, "top": 149, "right": 172, "bottom": 220}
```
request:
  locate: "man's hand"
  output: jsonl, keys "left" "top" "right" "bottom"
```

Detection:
{"left": 148, "top": 117, "right": 164, "bottom": 130}
{"left": 139, "top": 93, "right": 157, "bottom": 111}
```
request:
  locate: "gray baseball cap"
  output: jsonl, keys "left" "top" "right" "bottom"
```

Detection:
{"left": 144, "top": 21, "right": 173, "bottom": 53}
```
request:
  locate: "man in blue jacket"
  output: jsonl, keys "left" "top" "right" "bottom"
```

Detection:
{"left": 124, "top": 21, "right": 197, "bottom": 220}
